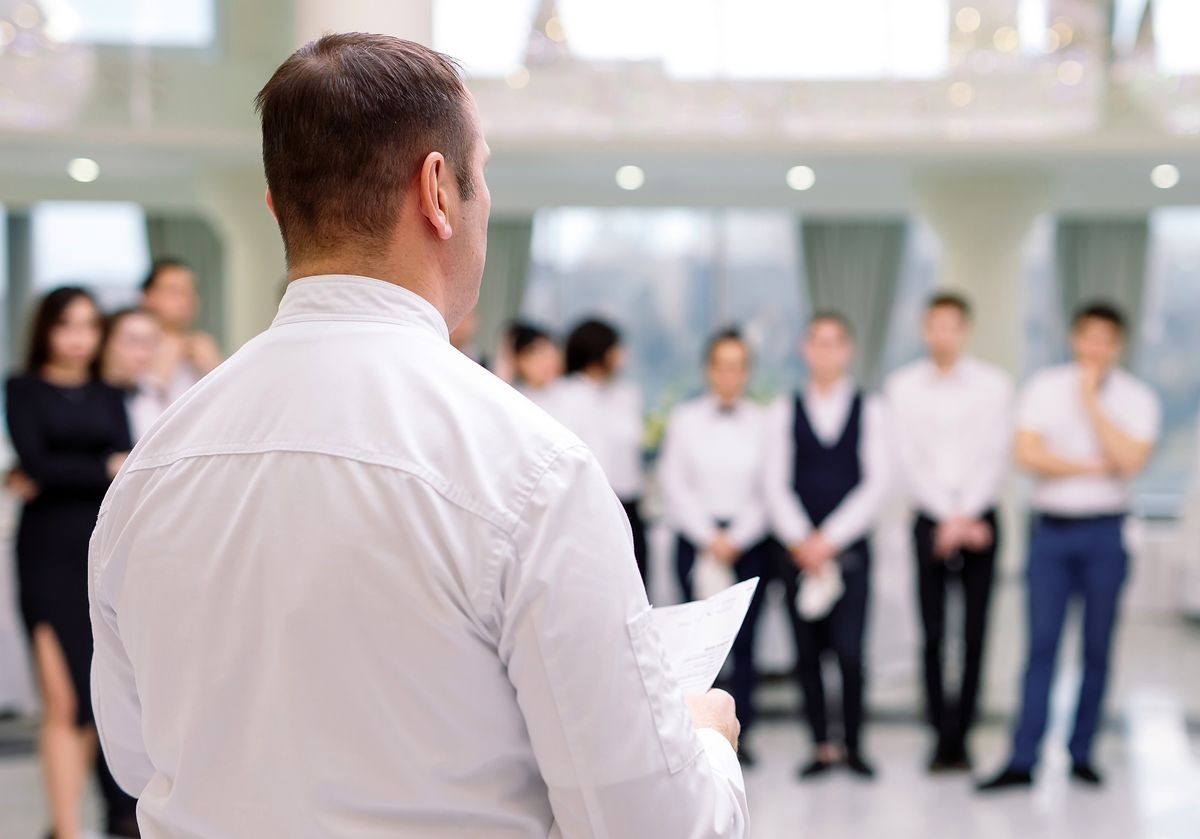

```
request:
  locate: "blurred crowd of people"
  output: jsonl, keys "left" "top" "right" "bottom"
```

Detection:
{"left": 3, "top": 269, "right": 1161, "bottom": 833}
{"left": 4, "top": 260, "right": 220, "bottom": 838}
{"left": 490, "top": 293, "right": 1160, "bottom": 792}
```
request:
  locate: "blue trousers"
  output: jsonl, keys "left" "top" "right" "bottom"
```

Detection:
{"left": 1010, "top": 515, "right": 1128, "bottom": 770}
{"left": 676, "top": 534, "right": 775, "bottom": 732}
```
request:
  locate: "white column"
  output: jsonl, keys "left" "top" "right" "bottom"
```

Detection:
{"left": 198, "top": 169, "right": 287, "bottom": 350}
{"left": 915, "top": 172, "right": 1049, "bottom": 376}
{"left": 294, "top": 0, "right": 434, "bottom": 47}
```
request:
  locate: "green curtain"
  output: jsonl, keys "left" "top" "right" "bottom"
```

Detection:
{"left": 799, "top": 219, "right": 907, "bottom": 388}
{"left": 144, "top": 213, "right": 227, "bottom": 348}
{"left": 1056, "top": 217, "right": 1150, "bottom": 353}
{"left": 476, "top": 216, "right": 534, "bottom": 359}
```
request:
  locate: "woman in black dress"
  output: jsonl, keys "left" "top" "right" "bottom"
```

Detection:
{"left": 6, "top": 287, "right": 132, "bottom": 839}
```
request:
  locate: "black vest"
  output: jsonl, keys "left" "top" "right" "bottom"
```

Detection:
{"left": 791, "top": 391, "right": 863, "bottom": 530}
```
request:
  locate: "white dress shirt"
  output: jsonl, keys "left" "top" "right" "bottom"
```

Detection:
{"left": 658, "top": 395, "right": 769, "bottom": 550}
{"left": 1017, "top": 362, "right": 1161, "bottom": 516}
{"left": 90, "top": 275, "right": 747, "bottom": 839}
{"left": 885, "top": 356, "right": 1014, "bottom": 520}
{"left": 763, "top": 378, "right": 891, "bottom": 550}
{"left": 546, "top": 373, "right": 644, "bottom": 500}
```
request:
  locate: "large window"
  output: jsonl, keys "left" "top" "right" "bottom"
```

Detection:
{"left": 1137, "top": 209, "right": 1200, "bottom": 512}
{"left": 436, "top": 0, "right": 949, "bottom": 80}
{"left": 522, "top": 208, "right": 938, "bottom": 419}
{"left": 38, "top": 0, "right": 217, "bottom": 48}
{"left": 30, "top": 201, "right": 149, "bottom": 312}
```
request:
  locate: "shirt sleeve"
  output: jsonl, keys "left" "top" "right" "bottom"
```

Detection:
{"left": 658, "top": 408, "right": 718, "bottom": 548}
{"left": 1016, "top": 374, "right": 1051, "bottom": 434}
{"left": 883, "top": 373, "right": 955, "bottom": 522}
{"left": 957, "top": 374, "right": 1015, "bottom": 520}
{"left": 1118, "top": 382, "right": 1162, "bottom": 444}
{"left": 762, "top": 397, "right": 812, "bottom": 546}
{"left": 498, "top": 445, "right": 749, "bottom": 839}
{"left": 821, "top": 396, "right": 893, "bottom": 551}
{"left": 89, "top": 511, "right": 155, "bottom": 796}
{"left": 5, "top": 377, "right": 115, "bottom": 490}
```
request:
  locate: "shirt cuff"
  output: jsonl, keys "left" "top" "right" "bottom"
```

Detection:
{"left": 696, "top": 727, "right": 744, "bottom": 785}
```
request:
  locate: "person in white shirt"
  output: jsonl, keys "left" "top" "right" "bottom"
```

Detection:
{"left": 507, "top": 321, "right": 563, "bottom": 413}
{"left": 551, "top": 319, "right": 648, "bottom": 584}
{"left": 89, "top": 34, "right": 748, "bottom": 838}
{"left": 140, "top": 258, "right": 223, "bottom": 404}
{"left": 885, "top": 293, "right": 1014, "bottom": 773}
{"left": 100, "top": 308, "right": 169, "bottom": 443}
{"left": 979, "top": 302, "right": 1160, "bottom": 793}
{"left": 763, "top": 312, "right": 891, "bottom": 780}
{"left": 658, "top": 328, "right": 772, "bottom": 765}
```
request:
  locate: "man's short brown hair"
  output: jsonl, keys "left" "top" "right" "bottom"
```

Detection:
{"left": 255, "top": 33, "right": 474, "bottom": 263}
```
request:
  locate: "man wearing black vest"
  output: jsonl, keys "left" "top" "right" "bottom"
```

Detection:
{"left": 764, "top": 312, "right": 891, "bottom": 780}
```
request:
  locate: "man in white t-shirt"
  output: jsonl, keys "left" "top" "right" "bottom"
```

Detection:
{"left": 979, "top": 302, "right": 1160, "bottom": 792}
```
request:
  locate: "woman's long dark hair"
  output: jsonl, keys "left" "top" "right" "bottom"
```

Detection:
{"left": 24, "top": 286, "right": 100, "bottom": 373}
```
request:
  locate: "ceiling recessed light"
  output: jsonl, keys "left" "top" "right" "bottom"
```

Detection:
{"left": 1057, "top": 60, "right": 1084, "bottom": 85}
{"left": 615, "top": 165, "right": 645, "bottom": 191}
{"left": 955, "top": 7, "right": 981, "bottom": 34}
{"left": 786, "top": 165, "right": 816, "bottom": 191}
{"left": 1151, "top": 164, "right": 1180, "bottom": 189}
{"left": 67, "top": 157, "right": 100, "bottom": 183}
{"left": 993, "top": 26, "right": 1019, "bottom": 53}
{"left": 544, "top": 15, "right": 566, "bottom": 43}
{"left": 948, "top": 81, "right": 975, "bottom": 107}
{"left": 505, "top": 66, "right": 530, "bottom": 89}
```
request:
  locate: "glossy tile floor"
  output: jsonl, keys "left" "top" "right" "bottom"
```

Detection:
{"left": 2, "top": 576, "right": 1198, "bottom": 838}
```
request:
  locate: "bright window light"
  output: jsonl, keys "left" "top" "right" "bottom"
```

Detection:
{"left": 41, "top": 0, "right": 216, "bottom": 48}
{"left": 436, "top": 0, "right": 949, "bottom": 80}
{"left": 1154, "top": 0, "right": 1200, "bottom": 75}
{"left": 31, "top": 202, "right": 149, "bottom": 299}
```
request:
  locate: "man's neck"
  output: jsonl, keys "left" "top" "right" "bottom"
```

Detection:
{"left": 287, "top": 258, "right": 449, "bottom": 323}
{"left": 931, "top": 353, "right": 961, "bottom": 374}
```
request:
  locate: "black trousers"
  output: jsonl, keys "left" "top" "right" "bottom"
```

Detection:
{"left": 782, "top": 544, "right": 871, "bottom": 752}
{"left": 913, "top": 510, "right": 998, "bottom": 749}
{"left": 675, "top": 534, "right": 775, "bottom": 732}
{"left": 620, "top": 498, "right": 648, "bottom": 586}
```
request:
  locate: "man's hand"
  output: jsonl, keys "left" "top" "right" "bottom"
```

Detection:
{"left": 962, "top": 519, "right": 994, "bottom": 552}
{"left": 187, "top": 332, "right": 223, "bottom": 376}
{"left": 686, "top": 689, "right": 740, "bottom": 753}
{"left": 708, "top": 532, "right": 738, "bottom": 566}
{"left": 106, "top": 452, "right": 129, "bottom": 480}
{"left": 933, "top": 518, "right": 966, "bottom": 559}
{"left": 797, "top": 531, "right": 836, "bottom": 572}
{"left": 1079, "top": 363, "right": 1104, "bottom": 404}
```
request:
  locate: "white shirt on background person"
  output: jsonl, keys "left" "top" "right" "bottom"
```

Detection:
{"left": 762, "top": 377, "right": 892, "bottom": 549}
{"left": 1017, "top": 362, "right": 1161, "bottom": 516}
{"left": 658, "top": 395, "right": 769, "bottom": 551}
{"left": 885, "top": 356, "right": 1014, "bottom": 520}
{"left": 89, "top": 275, "right": 748, "bottom": 839}
{"left": 547, "top": 373, "right": 644, "bottom": 501}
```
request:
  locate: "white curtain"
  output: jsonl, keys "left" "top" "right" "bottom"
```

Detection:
{"left": 477, "top": 216, "right": 534, "bottom": 360}
{"left": 798, "top": 219, "right": 907, "bottom": 388}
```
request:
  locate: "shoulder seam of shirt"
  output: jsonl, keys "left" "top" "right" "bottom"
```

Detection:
{"left": 118, "top": 441, "right": 535, "bottom": 533}
{"left": 503, "top": 442, "right": 594, "bottom": 540}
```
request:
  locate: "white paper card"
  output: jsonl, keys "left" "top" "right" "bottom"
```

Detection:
{"left": 650, "top": 577, "right": 760, "bottom": 697}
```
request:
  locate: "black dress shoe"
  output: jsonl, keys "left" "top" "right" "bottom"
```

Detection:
{"left": 845, "top": 752, "right": 877, "bottom": 779}
{"left": 1070, "top": 762, "right": 1103, "bottom": 786}
{"left": 929, "top": 740, "right": 971, "bottom": 773}
{"left": 797, "top": 757, "right": 835, "bottom": 780}
{"left": 976, "top": 767, "right": 1033, "bottom": 792}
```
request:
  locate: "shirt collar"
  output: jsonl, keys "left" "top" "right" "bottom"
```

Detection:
{"left": 923, "top": 355, "right": 970, "bottom": 381}
{"left": 705, "top": 393, "right": 743, "bottom": 416}
{"left": 271, "top": 275, "right": 450, "bottom": 342}
{"left": 806, "top": 376, "right": 853, "bottom": 405}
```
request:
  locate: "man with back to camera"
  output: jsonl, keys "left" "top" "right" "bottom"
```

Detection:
{"left": 89, "top": 34, "right": 748, "bottom": 837}
{"left": 978, "top": 302, "right": 1160, "bottom": 791}
{"left": 885, "top": 293, "right": 1013, "bottom": 772}
{"left": 763, "top": 313, "right": 891, "bottom": 780}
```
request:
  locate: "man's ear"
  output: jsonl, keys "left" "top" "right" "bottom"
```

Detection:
{"left": 418, "top": 152, "right": 453, "bottom": 241}
{"left": 265, "top": 188, "right": 277, "bottom": 222}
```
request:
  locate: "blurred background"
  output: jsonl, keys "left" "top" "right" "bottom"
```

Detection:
{"left": 1, "top": 0, "right": 1199, "bottom": 836}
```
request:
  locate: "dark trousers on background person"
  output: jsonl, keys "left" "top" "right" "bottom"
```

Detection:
{"left": 913, "top": 509, "right": 998, "bottom": 755}
{"left": 1010, "top": 514, "right": 1128, "bottom": 771}
{"left": 621, "top": 498, "right": 648, "bottom": 586}
{"left": 676, "top": 533, "right": 774, "bottom": 732}
{"left": 782, "top": 543, "right": 871, "bottom": 753}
